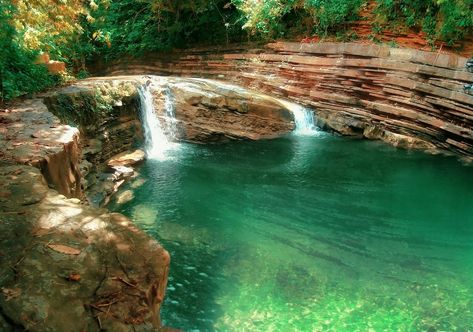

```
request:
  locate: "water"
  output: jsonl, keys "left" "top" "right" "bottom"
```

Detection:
{"left": 111, "top": 134, "right": 473, "bottom": 331}
{"left": 138, "top": 85, "right": 179, "bottom": 160}
{"left": 163, "top": 87, "right": 179, "bottom": 139}
{"left": 291, "top": 106, "right": 318, "bottom": 135}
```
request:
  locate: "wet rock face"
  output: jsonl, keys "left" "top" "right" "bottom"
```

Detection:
{"left": 149, "top": 78, "right": 295, "bottom": 142}
{"left": 0, "top": 166, "right": 170, "bottom": 331}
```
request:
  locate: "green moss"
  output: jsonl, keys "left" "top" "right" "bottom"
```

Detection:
{"left": 44, "top": 82, "right": 138, "bottom": 130}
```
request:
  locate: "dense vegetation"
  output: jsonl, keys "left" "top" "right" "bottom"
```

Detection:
{"left": 1, "top": 0, "right": 472, "bottom": 101}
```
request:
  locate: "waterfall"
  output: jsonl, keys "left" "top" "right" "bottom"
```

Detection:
{"left": 138, "top": 84, "right": 178, "bottom": 160}
{"left": 164, "top": 87, "right": 179, "bottom": 139}
{"left": 292, "top": 105, "right": 318, "bottom": 135}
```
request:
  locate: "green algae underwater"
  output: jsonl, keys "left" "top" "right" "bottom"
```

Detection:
{"left": 111, "top": 133, "right": 473, "bottom": 331}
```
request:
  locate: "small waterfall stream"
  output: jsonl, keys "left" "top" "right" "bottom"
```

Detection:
{"left": 163, "top": 87, "right": 179, "bottom": 139}
{"left": 292, "top": 105, "right": 318, "bottom": 135}
{"left": 139, "top": 80, "right": 319, "bottom": 161}
{"left": 138, "top": 84, "right": 178, "bottom": 160}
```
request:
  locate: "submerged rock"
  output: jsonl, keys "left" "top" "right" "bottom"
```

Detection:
{"left": 115, "top": 189, "right": 135, "bottom": 205}
{"left": 363, "top": 125, "right": 437, "bottom": 151}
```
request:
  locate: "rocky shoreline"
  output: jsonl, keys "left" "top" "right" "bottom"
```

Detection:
{"left": 0, "top": 75, "right": 300, "bottom": 330}
{"left": 1, "top": 58, "right": 471, "bottom": 329}
{"left": 92, "top": 42, "right": 473, "bottom": 163}
{"left": 0, "top": 87, "right": 171, "bottom": 330}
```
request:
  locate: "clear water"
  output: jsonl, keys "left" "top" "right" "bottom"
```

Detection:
{"left": 111, "top": 135, "right": 473, "bottom": 332}
{"left": 291, "top": 106, "right": 318, "bottom": 136}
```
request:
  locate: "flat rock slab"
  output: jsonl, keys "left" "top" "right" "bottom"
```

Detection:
{"left": 0, "top": 99, "right": 78, "bottom": 165}
{"left": 0, "top": 165, "right": 49, "bottom": 209}
{"left": 0, "top": 165, "right": 170, "bottom": 331}
{"left": 0, "top": 100, "right": 82, "bottom": 198}
{"left": 107, "top": 149, "right": 145, "bottom": 167}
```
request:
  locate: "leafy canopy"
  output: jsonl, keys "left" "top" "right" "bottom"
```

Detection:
{"left": 2, "top": 0, "right": 472, "bottom": 100}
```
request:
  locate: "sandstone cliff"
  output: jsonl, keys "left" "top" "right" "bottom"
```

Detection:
{"left": 92, "top": 42, "right": 473, "bottom": 160}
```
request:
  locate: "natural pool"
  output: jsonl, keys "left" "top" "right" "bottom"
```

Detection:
{"left": 111, "top": 133, "right": 473, "bottom": 331}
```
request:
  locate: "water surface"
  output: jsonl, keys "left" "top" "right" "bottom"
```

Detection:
{"left": 111, "top": 134, "right": 473, "bottom": 331}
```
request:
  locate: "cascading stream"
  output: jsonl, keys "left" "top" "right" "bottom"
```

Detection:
{"left": 164, "top": 87, "right": 179, "bottom": 140}
{"left": 292, "top": 105, "right": 318, "bottom": 135}
{"left": 277, "top": 98, "right": 319, "bottom": 136}
{"left": 138, "top": 84, "right": 179, "bottom": 160}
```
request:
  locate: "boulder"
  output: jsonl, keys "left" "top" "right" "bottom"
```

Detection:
{"left": 107, "top": 149, "right": 146, "bottom": 167}
{"left": 149, "top": 78, "right": 295, "bottom": 142}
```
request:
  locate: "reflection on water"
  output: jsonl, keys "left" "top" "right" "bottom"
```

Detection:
{"left": 111, "top": 134, "right": 473, "bottom": 331}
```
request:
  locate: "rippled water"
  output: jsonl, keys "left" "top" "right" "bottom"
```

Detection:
{"left": 111, "top": 134, "right": 473, "bottom": 331}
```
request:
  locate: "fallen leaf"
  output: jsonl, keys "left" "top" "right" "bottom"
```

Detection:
{"left": 66, "top": 273, "right": 81, "bottom": 282}
{"left": 1, "top": 287, "right": 21, "bottom": 301}
{"left": 47, "top": 244, "right": 81, "bottom": 255}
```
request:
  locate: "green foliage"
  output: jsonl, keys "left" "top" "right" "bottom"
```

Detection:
{"left": 437, "top": 0, "right": 473, "bottom": 46}
{"left": 0, "top": 2, "right": 58, "bottom": 101}
{"left": 231, "top": 0, "right": 296, "bottom": 37}
{"left": 231, "top": 0, "right": 364, "bottom": 38}
{"left": 92, "top": 0, "right": 245, "bottom": 58}
{"left": 375, "top": 0, "right": 473, "bottom": 46}
{"left": 76, "top": 70, "right": 90, "bottom": 80}
{"left": 2, "top": 0, "right": 473, "bottom": 102}
{"left": 304, "top": 0, "right": 364, "bottom": 36}
{"left": 0, "top": 48, "right": 57, "bottom": 101}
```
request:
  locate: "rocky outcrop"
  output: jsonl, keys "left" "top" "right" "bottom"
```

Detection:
{"left": 0, "top": 166, "right": 169, "bottom": 331}
{"left": 107, "top": 149, "right": 145, "bottom": 168}
{"left": 43, "top": 80, "right": 144, "bottom": 204}
{"left": 91, "top": 42, "right": 473, "bottom": 159}
{"left": 1, "top": 82, "right": 170, "bottom": 330}
{"left": 0, "top": 99, "right": 82, "bottom": 198}
{"left": 35, "top": 53, "right": 66, "bottom": 74}
{"left": 43, "top": 80, "right": 143, "bottom": 166}
{"left": 148, "top": 78, "right": 295, "bottom": 142}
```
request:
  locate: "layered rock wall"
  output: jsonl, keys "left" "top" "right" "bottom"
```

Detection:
{"left": 93, "top": 42, "right": 473, "bottom": 158}
{"left": 43, "top": 81, "right": 144, "bottom": 202}
{"left": 148, "top": 77, "right": 295, "bottom": 142}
